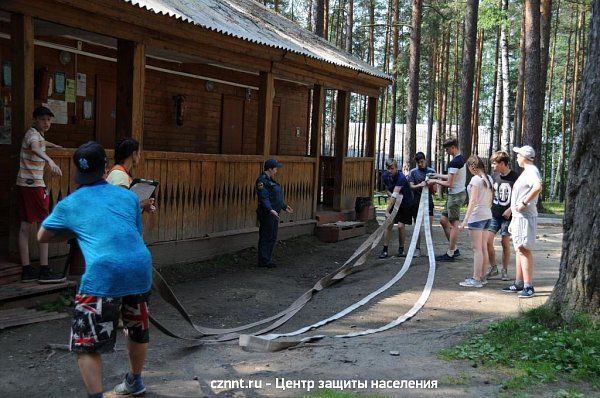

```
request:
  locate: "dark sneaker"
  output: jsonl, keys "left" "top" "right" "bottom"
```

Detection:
{"left": 396, "top": 248, "right": 406, "bottom": 258}
{"left": 486, "top": 265, "right": 499, "bottom": 279}
{"left": 435, "top": 253, "right": 455, "bottom": 262}
{"left": 21, "top": 265, "right": 39, "bottom": 283}
{"left": 453, "top": 249, "right": 461, "bottom": 257}
{"left": 518, "top": 286, "right": 535, "bottom": 299}
{"left": 378, "top": 250, "right": 388, "bottom": 259}
{"left": 501, "top": 283, "right": 524, "bottom": 293}
{"left": 38, "top": 266, "right": 66, "bottom": 284}
{"left": 114, "top": 373, "right": 146, "bottom": 396}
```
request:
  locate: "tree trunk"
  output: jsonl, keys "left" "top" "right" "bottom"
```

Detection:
{"left": 471, "top": 29, "right": 484, "bottom": 155}
{"left": 427, "top": 37, "right": 437, "bottom": 165}
{"left": 405, "top": 0, "right": 423, "bottom": 171}
{"left": 522, "top": 0, "right": 543, "bottom": 167}
{"left": 542, "top": 0, "right": 560, "bottom": 197}
{"left": 313, "top": 0, "right": 325, "bottom": 37}
{"left": 458, "top": 0, "right": 479, "bottom": 158}
{"left": 553, "top": 10, "right": 574, "bottom": 201}
{"left": 448, "top": 21, "right": 461, "bottom": 147}
{"left": 513, "top": 10, "right": 526, "bottom": 168}
{"left": 345, "top": 0, "right": 354, "bottom": 53}
{"left": 490, "top": 28, "right": 501, "bottom": 157}
{"left": 550, "top": 0, "right": 600, "bottom": 320}
{"left": 389, "top": 0, "right": 400, "bottom": 159}
{"left": 569, "top": 9, "right": 584, "bottom": 151}
{"left": 368, "top": 0, "right": 375, "bottom": 65}
{"left": 500, "top": 0, "right": 511, "bottom": 152}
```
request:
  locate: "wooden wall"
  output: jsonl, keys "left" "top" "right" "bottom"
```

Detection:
{"left": 0, "top": 33, "right": 310, "bottom": 156}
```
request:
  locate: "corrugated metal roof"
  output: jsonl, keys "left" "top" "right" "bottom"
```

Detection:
{"left": 122, "top": 0, "right": 391, "bottom": 82}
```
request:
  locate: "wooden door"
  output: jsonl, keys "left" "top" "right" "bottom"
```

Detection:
{"left": 270, "top": 104, "right": 280, "bottom": 155}
{"left": 95, "top": 77, "right": 116, "bottom": 149}
{"left": 221, "top": 95, "right": 244, "bottom": 154}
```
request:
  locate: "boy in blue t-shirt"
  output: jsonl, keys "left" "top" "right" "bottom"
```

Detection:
{"left": 38, "top": 141, "right": 152, "bottom": 398}
{"left": 379, "top": 158, "right": 414, "bottom": 258}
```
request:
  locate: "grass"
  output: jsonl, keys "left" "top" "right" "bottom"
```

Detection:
{"left": 541, "top": 201, "right": 565, "bottom": 216}
{"left": 439, "top": 307, "right": 600, "bottom": 392}
{"left": 37, "top": 290, "right": 74, "bottom": 312}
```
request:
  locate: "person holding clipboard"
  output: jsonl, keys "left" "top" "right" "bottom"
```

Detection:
{"left": 107, "top": 138, "right": 157, "bottom": 213}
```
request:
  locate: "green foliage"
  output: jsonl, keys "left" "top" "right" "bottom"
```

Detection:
{"left": 439, "top": 307, "right": 600, "bottom": 391}
{"left": 37, "top": 290, "right": 74, "bottom": 312}
{"left": 478, "top": 0, "right": 509, "bottom": 30}
{"left": 541, "top": 201, "right": 565, "bottom": 215}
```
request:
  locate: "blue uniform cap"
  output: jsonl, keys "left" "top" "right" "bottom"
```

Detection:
{"left": 264, "top": 159, "right": 283, "bottom": 170}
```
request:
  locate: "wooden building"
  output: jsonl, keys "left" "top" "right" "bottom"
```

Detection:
{"left": 0, "top": 0, "right": 390, "bottom": 279}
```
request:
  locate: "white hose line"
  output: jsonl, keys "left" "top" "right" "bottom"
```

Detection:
{"left": 240, "top": 188, "right": 436, "bottom": 351}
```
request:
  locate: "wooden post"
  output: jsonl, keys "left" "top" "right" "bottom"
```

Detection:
{"left": 366, "top": 96, "right": 378, "bottom": 198}
{"left": 310, "top": 85, "right": 324, "bottom": 217}
{"left": 257, "top": 71, "right": 274, "bottom": 157}
{"left": 7, "top": 14, "right": 34, "bottom": 260}
{"left": 332, "top": 90, "right": 349, "bottom": 211}
{"left": 116, "top": 40, "right": 145, "bottom": 146}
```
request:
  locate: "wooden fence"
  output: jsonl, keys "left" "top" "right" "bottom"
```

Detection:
{"left": 43, "top": 150, "right": 317, "bottom": 250}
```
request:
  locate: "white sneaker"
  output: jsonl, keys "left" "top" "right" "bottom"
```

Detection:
{"left": 481, "top": 278, "right": 488, "bottom": 285}
{"left": 459, "top": 278, "right": 483, "bottom": 288}
{"left": 414, "top": 249, "right": 421, "bottom": 258}
{"left": 501, "top": 268, "right": 509, "bottom": 280}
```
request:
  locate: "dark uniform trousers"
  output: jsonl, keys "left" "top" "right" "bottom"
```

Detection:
{"left": 257, "top": 209, "right": 279, "bottom": 267}
{"left": 255, "top": 172, "right": 286, "bottom": 267}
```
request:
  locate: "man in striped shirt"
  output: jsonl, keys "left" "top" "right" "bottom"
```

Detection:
{"left": 17, "top": 106, "right": 64, "bottom": 283}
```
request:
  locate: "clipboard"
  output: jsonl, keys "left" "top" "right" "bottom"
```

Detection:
{"left": 129, "top": 178, "right": 159, "bottom": 202}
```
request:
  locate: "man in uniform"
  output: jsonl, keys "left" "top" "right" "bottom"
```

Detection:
{"left": 256, "top": 159, "right": 293, "bottom": 268}
{"left": 379, "top": 159, "right": 414, "bottom": 259}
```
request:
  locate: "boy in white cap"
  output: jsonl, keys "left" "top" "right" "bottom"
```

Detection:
{"left": 501, "top": 145, "right": 542, "bottom": 298}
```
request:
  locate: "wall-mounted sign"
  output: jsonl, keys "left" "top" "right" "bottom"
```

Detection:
{"left": 54, "top": 71, "right": 66, "bottom": 94}
{"left": 66, "top": 79, "right": 76, "bottom": 103}
{"left": 77, "top": 73, "right": 86, "bottom": 96}
{"left": 2, "top": 62, "right": 11, "bottom": 87}
{"left": 45, "top": 99, "right": 68, "bottom": 124}
{"left": 83, "top": 98, "right": 93, "bottom": 120}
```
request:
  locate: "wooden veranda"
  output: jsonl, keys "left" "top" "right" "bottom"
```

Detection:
{"left": 0, "top": 0, "right": 391, "bottom": 276}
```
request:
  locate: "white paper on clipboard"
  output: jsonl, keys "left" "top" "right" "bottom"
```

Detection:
{"left": 130, "top": 182, "right": 156, "bottom": 202}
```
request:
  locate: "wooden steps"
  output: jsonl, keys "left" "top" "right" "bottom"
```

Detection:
{"left": 315, "top": 209, "right": 355, "bottom": 225}
{"left": 0, "top": 307, "right": 68, "bottom": 329}
{"left": 0, "top": 280, "right": 76, "bottom": 309}
{"left": 315, "top": 221, "right": 366, "bottom": 242}
{"left": 0, "top": 261, "right": 21, "bottom": 285}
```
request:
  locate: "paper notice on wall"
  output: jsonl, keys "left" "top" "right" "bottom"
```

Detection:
{"left": 77, "top": 73, "right": 86, "bottom": 97}
{"left": 45, "top": 100, "right": 68, "bottom": 124}
{"left": 0, "top": 106, "right": 11, "bottom": 144}
{"left": 66, "top": 79, "right": 76, "bottom": 103}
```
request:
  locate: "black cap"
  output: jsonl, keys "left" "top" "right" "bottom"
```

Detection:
{"left": 73, "top": 141, "right": 107, "bottom": 185}
{"left": 264, "top": 159, "right": 283, "bottom": 170}
{"left": 33, "top": 105, "right": 55, "bottom": 118}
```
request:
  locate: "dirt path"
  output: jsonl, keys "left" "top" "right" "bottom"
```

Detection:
{"left": 0, "top": 218, "right": 564, "bottom": 397}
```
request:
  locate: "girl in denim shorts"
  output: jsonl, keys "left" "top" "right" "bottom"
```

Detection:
{"left": 458, "top": 156, "right": 494, "bottom": 288}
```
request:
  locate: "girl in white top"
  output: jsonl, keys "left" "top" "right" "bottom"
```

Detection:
{"left": 459, "top": 155, "right": 494, "bottom": 288}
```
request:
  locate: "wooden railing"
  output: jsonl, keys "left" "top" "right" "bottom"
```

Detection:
{"left": 43, "top": 150, "right": 316, "bottom": 248}
{"left": 341, "top": 157, "right": 374, "bottom": 210}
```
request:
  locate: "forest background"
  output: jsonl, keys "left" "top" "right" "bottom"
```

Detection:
{"left": 257, "top": 0, "right": 591, "bottom": 204}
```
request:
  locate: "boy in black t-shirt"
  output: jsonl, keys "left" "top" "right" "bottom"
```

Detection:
{"left": 485, "top": 151, "right": 519, "bottom": 280}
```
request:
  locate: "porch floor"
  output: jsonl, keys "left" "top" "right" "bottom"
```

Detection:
{"left": 315, "top": 205, "right": 356, "bottom": 225}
